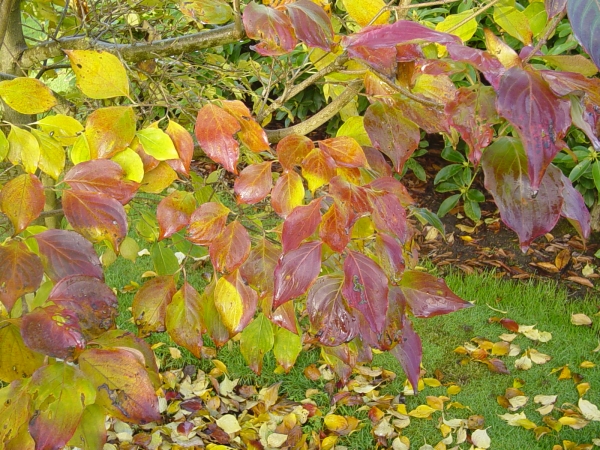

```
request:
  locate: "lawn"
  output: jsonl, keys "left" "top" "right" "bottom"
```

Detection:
{"left": 105, "top": 245, "right": 600, "bottom": 450}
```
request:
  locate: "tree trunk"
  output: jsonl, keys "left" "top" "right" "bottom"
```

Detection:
{"left": 0, "top": 0, "right": 35, "bottom": 125}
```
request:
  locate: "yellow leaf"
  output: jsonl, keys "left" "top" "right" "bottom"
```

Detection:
{"left": 571, "top": 313, "right": 592, "bottom": 326}
{"left": 321, "top": 435, "right": 338, "bottom": 450}
{"left": 558, "top": 416, "right": 589, "bottom": 429}
{"left": 423, "top": 378, "right": 442, "bottom": 388}
{"left": 515, "top": 355, "right": 532, "bottom": 370}
{"left": 8, "top": 125, "right": 40, "bottom": 174}
{"left": 580, "top": 361, "right": 595, "bottom": 369}
{"left": 341, "top": 0, "right": 389, "bottom": 27}
{"left": 168, "top": 347, "right": 182, "bottom": 359}
{"left": 396, "top": 404, "right": 408, "bottom": 415}
{"left": 492, "top": 341, "right": 510, "bottom": 356}
{"left": 447, "top": 385, "right": 461, "bottom": 395}
{"left": 324, "top": 414, "right": 348, "bottom": 432}
{"left": 214, "top": 277, "right": 244, "bottom": 333}
{"left": 0, "top": 77, "right": 57, "bottom": 114}
{"left": 140, "top": 162, "right": 178, "bottom": 194}
{"left": 435, "top": 10, "right": 478, "bottom": 42}
{"left": 112, "top": 148, "right": 145, "bottom": 183}
{"left": 216, "top": 414, "right": 242, "bottom": 433}
{"left": 576, "top": 382, "right": 590, "bottom": 397}
{"left": 408, "top": 404, "right": 437, "bottom": 418}
{"left": 493, "top": 6, "right": 532, "bottom": 45}
{"left": 529, "top": 349, "right": 552, "bottom": 364}
{"left": 579, "top": 398, "right": 600, "bottom": 421}
{"left": 426, "top": 396, "right": 444, "bottom": 411}
{"left": 66, "top": 50, "right": 130, "bottom": 99}
{"left": 558, "top": 366, "right": 572, "bottom": 380}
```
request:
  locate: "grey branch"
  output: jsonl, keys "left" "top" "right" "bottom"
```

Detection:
{"left": 20, "top": 24, "right": 245, "bottom": 69}
{"left": 265, "top": 79, "right": 363, "bottom": 143}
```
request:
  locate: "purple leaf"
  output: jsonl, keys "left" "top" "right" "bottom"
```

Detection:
{"left": 496, "top": 66, "right": 571, "bottom": 190}
{"left": 285, "top": 0, "right": 334, "bottom": 51}
{"left": 547, "top": 0, "right": 567, "bottom": 18}
{"left": 481, "top": 137, "right": 564, "bottom": 251}
{"left": 242, "top": 2, "right": 297, "bottom": 56}
{"left": 282, "top": 198, "right": 322, "bottom": 253}
{"left": 560, "top": 174, "right": 591, "bottom": 240}
{"left": 567, "top": 0, "right": 600, "bottom": 70}
{"left": 390, "top": 316, "right": 422, "bottom": 392}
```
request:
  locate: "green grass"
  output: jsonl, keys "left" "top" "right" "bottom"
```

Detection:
{"left": 106, "top": 243, "right": 600, "bottom": 450}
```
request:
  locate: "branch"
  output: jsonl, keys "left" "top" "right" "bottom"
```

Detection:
{"left": 257, "top": 53, "right": 349, "bottom": 123}
{"left": 20, "top": 23, "right": 245, "bottom": 69}
{"left": 0, "top": 71, "right": 17, "bottom": 80}
{"left": 264, "top": 79, "right": 363, "bottom": 143}
{"left": 522, "top": 10, "right": 567, "bottom": 64}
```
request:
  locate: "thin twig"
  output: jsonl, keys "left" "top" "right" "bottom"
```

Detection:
{"left": 522, "top": 9, "right": 567, "bottom": 64}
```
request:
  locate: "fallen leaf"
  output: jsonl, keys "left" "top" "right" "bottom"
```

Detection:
{"left": 529, "top": 349, "right": 551, "bottom": 364}
{"left": 508, "top": 395, "right": 528, "bottom": 411}
{"left": 216, "top": 414, "right": 241, "bottom": 434}
{"left": 267, "top": 433, "right": 289, "bottom": 448}
{"left": 577, "top": 382, "right": 591, "bottom": 397}
{"left": 499, "top": 333, "right": 517, "bottom": 342}
{"left": 408, "top": 405, "right": 438, "bottom": 418}
{"left": 471, "top": 428, "right": 491, "bottom": 449}
{"left": 515, "top": 356, "right": 532, "bottom": 370}
{"left": 579, "top": 398, "right": 600, "bottom": 421}
{"left": 447, "top": 385, "right": 461, "bottom": 395}
{"left": 567, "top": 276, "right": 594, "bottom": 288}
{"left": 537, "top": 404, "right": 555, "bottom": 415}
{"left": 558, "top": 416, "right": 589, "bottom": 429}
{"left": 582, "top": 263, "right": 594, "bottom": 277}
{"left": 580, "top": 361, "right": 595, "bottom": 369}
{"left": 555, "top": 249, "right": 571, "bottom": 269}
{"left": 484, "top": 358, "right": 510, "bottom": 374}
{"left": 571, "top": 313, "right": 592, "bottom": 326}
{"left": 534, "top": 395, "right": 557, "bottom": 406}
{"left": 492, "top": 341, "right": 510, "bottom": 356}
{"left": 499, "top": 412, "right": 537, "bottom": 429}
{"left": 558, "top": 366, "right": 572, "bottom": 380}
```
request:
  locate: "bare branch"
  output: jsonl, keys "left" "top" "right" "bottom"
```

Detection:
{"left": 264, "top": 79, "right": 363, "bottom": 143}
{"left": 20, "top": 23, "right": 245, "bottom": 69}
{"left": 0, "top": 0, "right": 17, "bottom": 50}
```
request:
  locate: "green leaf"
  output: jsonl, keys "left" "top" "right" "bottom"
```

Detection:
{"left": 569, "top": 158, "right": 591, "bottom": 182}
{"left": 435, "top": 9, "right": 478, "bottom": 42}
{"left": 336, "top": 116, "right": 372, "bottom": 146}
{"left": 240, "top": 313, "right": 274, "bottom": 374}
{"left": 136, "top": 128, "right": 179, "bottom": 161}
{"left": 151, "top": 241, "right": 180, "bottom": 276}
{"left": 467, "top": 188, "right": 485, "bottom": 202}
{"left": 437, "top": 193, "right": 461, "bottom": 217}
{"left": 70, "top": 134, "right": 91, "bottom": 164}
{"left": 493, "top": 6, "right": 533, "bottom": 45}
{"left": 273, "top": 326, "right": 302, "bottom": 373}
{"left": 523, "top": 2, "right": 547, "bottom": 37}
{"left": 441, "top": 146, "right": 466, "bottom": 163}
{"left": 0, "top": 77, "right": 57, "bottom": 114}
{"left": 29, "top": 362, "right": 96, "bottom": 450}
{"left": 179, "top": 0, "right": 233, "bottom": 25}
{"left": 68, "top": 404, "right": 107, "bottom": 450}
{"left": 436, "top": 182, "right": 460, "bottom": 193}
{"left": 464, "top": 198, "right": 481, "bottom": 221}
{"left": 434, "top": 164, "right": 463, "bottom": 185}
{"left": 411, "top": 207, "right": 445, "bottom": 235}
{"left": 65, "top": 49, "right": 130, "bottom": 99}
{"left": 592, "top": 160, "right": 600, "bottom": 193}
{"left": 406, "top": 158, "right": 426, "bottom": 181}
{"left": 37, "top": 114, "right": 83, "bottom": 146}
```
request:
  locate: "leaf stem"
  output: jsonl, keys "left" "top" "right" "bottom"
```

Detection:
{"left": 521, "top": 10, "right": 567, "bottom": 64}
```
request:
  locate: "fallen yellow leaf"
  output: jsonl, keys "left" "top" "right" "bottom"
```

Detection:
{"left": 571, "top": 313, "right": 592, "bottom": 326}
{"left": 408, "top": 404, "right": 437, "bottom": 418}
{"left": 558, "top": 416, "right": 589, "bottom": 429}
{"left": 580, "top": 361, "right": 596, "bottom": 369}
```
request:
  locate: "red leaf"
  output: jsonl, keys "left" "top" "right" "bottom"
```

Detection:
{"left": 234, "top": 161, "right": 273, "bottom": 204}
{"left": 63, "top": 159, "right": 139, "bottom": 205}
{"left": 319, "top": 201, "right": 350, "bottom": 253}
{"left": 364, "top": 102, "right": 420, "bottom": 173}
{"left": 481, "top": 137, "right": 564, "bottom": 251}
{"left": 273, "top": 240, "right": 322, "bottom": 308}
{"left": 285, "top": 0, "right": 334, "bottom": 51}
{"left": 21, "top": 305, "right": 86, "bottom": 359}
{"left": 157, "top": 190, "right": 196, "bottom": 240}
{"left": 541, "top": 70, "right": 600, "bottom": 105}
{"left": 363, "top": 147, "right": 393, "bottom": 177}
{"left": 270, "top": 300, "right": 298, "bottom": 334}
{"left": 485, "top": 358, "right": 510, "bottom": 374}
{"left": 374, "top": 233, "right": 405, "bottom": 282}
{"left": 166, "top": 282, "right": 203, "bottom": 358}
{"left": 79, "top": 348, "right": 161, "bottom": 424}
{"left": 0, "top": 240, "right": 43, "bottom": 312}
{"left": 307, "top": 276, "right": 358, "bottom": 346}
{"left": 445, "top": 43, "right": 506, "bottom": 89}
{"left": 399, "top": 270, "right": 472, "bottom": 318}
{"left": 209, "top": 220, "right": 251, "bottom": 273}
{"left": 35, "top": 229, "right": 103, "bottom": 282}
{"left": 342, "top": 20, "right": 460, "bottom": 73}
{"left": 329, "top": 176, "right": 371, "bottom": 225}
{"left": 367, "top": 176, "right": 415, "bottom": 207}
{"left": 271, "top": 170, "right": 305, "bottom": 217}
{"left": 390, "top": 316, "right": 422, "bottom": 392}
{"left": 221, "top": 100, "right": 269, "bottom": 153}
{"left": 195, "top": 104, "right": 241, "bottom": 174}
{"left": 277, "top": 134, "right": 314, "bottom": 170}
{"left": 496, "top": 67, "right": 571, "bottom": 190}
{"left": 446, "top": 86, "right": 498, "bottom": 165}
{"left": 342, "top": 251, "right": 389, "bottom": 335}
{"left": 0, "top": 173, "right": 44, "bottom": 234}
{"left": 560, "top": 174, "right": 591, "bottom": 240}
{"left": 62, "top": 189, "right": 128, "bottom": 251}
{"left": 242, "top": 2, "right": 298, "bottom": 56}
{"left": 132, "top": 276, "right": 176, "bottom": 336}
{"left": 500, "top": 318, "right": 519, "bottom": 332}
{"left": 240, "top": 238, "right": 281, "bottom": 294}
{"left": 301, "top": 148, "right": 337, "bottom": 192}
{"left": 165, "top": 120, "right": 194, "bottom": 175}
{"left": 318, "top": 136, "right": 368, "bottom": 168}
{"left": 186, "top": 202, "right": 230, "bottom": 245}
{"left": 48, "top": 275, "right": 118, "bottom": 340}
{"left": 379, "top": 287, "right": 406, "bottom": 351}
{"left": 282, "top": 198, "right": 322, "bottom": 253}
{"left": 84, "top": 106, "right": 136, "bottom": 159}
{"left": 369, "top": 192, "right": 408, "bottom": 243}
